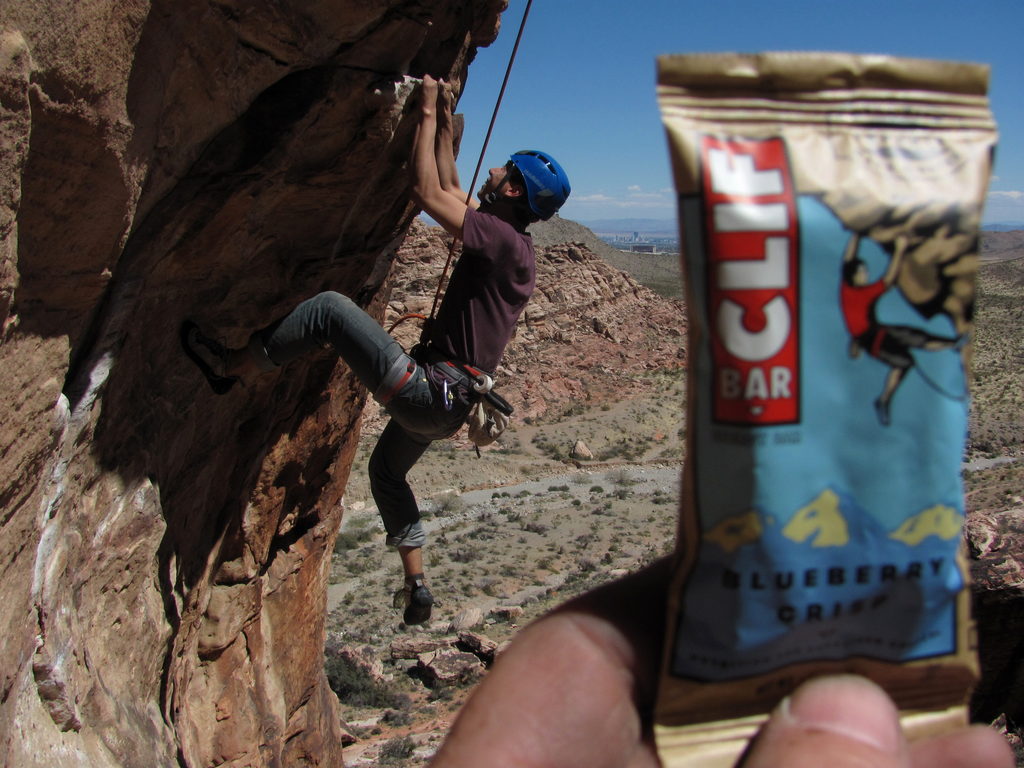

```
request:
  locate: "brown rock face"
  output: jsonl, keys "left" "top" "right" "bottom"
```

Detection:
{"left": 967, "top": 506, "right": 1024, "bottom": 725}
{"left": 0, "top": 2, "right": 506, "bottom": 766}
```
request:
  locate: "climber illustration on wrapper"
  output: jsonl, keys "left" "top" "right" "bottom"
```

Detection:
{"left": 839, "top": 229, "right": 963, "bottom": 426}
{"left": 665, "top": 132, "right": 981, "bottom": 682}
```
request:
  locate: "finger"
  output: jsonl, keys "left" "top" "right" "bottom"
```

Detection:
{"left": 554, "top": 556, "right": 671, "bottom": 706}
{"left": 429, "top": 559, "right": 672, "bottom": 768}
{"left": 910, "top": 724, "right": 1014, "bottom": 768}
{"left": 739, "top": 675, "right": 909, "bottom": 768}
{"left": 430, "top": 611, "right": 648, "bottom": 767}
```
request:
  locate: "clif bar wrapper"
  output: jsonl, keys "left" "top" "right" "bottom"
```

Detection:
{"left": 654, "top": 52, "right": 997, "bottom": 765}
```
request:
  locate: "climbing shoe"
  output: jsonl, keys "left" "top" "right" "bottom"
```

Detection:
{"left": 180, "top": 320, "right": 238, "bottom": 395}
{"left": 398, "top": 577, "right": 434, "bottom": 626}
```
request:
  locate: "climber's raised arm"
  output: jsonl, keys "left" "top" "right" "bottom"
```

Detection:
{"left": 434, "top": 80, "right": 477, "bottom": 210}
{"left": 882, "top": 234, "right": 907, "bottom": 287}
{"left": 411, "top": 75, "right": 469, "bottom": 239}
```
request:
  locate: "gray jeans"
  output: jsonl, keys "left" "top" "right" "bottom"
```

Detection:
{"left": 251, "top": 291, "right": 469, "bottom": 548}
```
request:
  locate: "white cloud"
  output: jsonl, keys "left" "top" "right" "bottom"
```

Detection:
{"left": 627, "top": 191, "right": 667, "bottom": 201}
{"left": 573, "top": 194, "right": 672, "bottom": 210}
{"left": 562, "top": 190, "right": 677, "bottom": 221}
{"left": 617, "top": 200, "right": 672, "bottom": 209}
{"left": 983, "top": 190, "right": 1024, "bottom": 225}
{"left": 624, "top": 185, "right": 671, "bottom": 201}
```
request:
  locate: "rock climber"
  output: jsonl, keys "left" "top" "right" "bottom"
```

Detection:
{"left": 839, "top": 231, "right": 961, "bottom": 426}
{"left": 180, "top": 74, "right": 570, "bottom": 625}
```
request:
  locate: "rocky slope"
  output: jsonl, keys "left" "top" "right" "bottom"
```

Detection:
{"left": 0, "top": 2, "right": 507, "bottom": 766}
{"left": 530, "top": 215, "right": 684, "bottom": 299}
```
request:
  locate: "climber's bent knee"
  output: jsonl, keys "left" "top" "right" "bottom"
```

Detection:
{"left": 385, "top": 521, "right": 426, "bottom": 549}
{"left": 247, "top": 331, "right": 280, "bottom": 371}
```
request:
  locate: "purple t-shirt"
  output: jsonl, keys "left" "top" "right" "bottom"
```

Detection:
{"left": 428, "top": 208, "right": 536, "bottom": 374}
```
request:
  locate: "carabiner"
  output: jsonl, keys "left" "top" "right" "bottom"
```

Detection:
{"left": 441, "top": 378, "right": 453, "bottom": 411}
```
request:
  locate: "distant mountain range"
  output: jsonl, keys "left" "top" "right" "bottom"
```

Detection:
{"left": 577, "top": 218, "right": 1023, "bottom": 234}
{"left": 528, "top": 216, "right": 683, "bottom": 299}
{"left": 577, "top": 218, "right": 679, "bottom": 234}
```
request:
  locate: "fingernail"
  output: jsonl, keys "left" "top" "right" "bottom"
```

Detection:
{"left": 777, "top": 675, "right": 903, "bottom": 754}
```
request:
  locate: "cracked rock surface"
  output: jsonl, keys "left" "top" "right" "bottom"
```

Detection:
{"left": 0, "top": 1, "right": 505, "bottom": 766}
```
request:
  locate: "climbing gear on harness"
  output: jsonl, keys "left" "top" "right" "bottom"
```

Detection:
{"left": 437, "top": 360, "right": 513, "bottom": 449}
{"left": 180, "top": 321, "right": 239, "bottom": 395}
{"left": 445, "top": 361, "right": 513, "bottom": 418}
{"left": 508, "top": 150, "right": 571, "bottom": 221}
{"left": 466, "top": 398, "right": 510, "bottom": 450}
{"left": 441, "top": 377, "right": 453, "bottom": 411}
{"left": 415, "top": 347, "right": 513, "bottom": 416}
{"left": 472, "top": 370, "right": 494, "bottom": 394}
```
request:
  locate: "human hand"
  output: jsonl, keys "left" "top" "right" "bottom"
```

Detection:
{"left": 437, "top": 79, "right": 454, "bottom": 123}
{"left": 428, "top": 558, "right": 1013, "bottom": 768}
{"left": 739, "top": 674, "right": 1012, "bottom": 768}
{"left": 429, "top": 559, "right": 668, "bottom": 767}
{"left": 420, "top": 74, "right": 440, "bottom": 116}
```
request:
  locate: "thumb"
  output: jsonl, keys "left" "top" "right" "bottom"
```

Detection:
{"left": 739, "top": 675, "right": 908, "bottom": 768}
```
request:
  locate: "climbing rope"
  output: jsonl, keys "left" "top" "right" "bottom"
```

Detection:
{"left": 389, "top": 0, "right": 534, "bottom": 335}
{"left": 909, "top": 341, "right": 970, "bottom": 402}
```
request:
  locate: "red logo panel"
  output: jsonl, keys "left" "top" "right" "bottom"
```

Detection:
{"left": 701, "top": 136, "right": 799, "bottom": 425}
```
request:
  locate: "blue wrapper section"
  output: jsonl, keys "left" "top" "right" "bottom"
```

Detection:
{"left": 671, "top": 196, "right": 969, "bottom": 681}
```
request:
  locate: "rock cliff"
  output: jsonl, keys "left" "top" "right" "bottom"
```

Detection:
{"left": 0, "top": 2, "right": 506, "bottom": 766}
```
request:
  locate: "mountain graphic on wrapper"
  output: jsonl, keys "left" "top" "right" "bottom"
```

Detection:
{"left": 678, "top": 485, "right": 967, "bottom": 679}
{"left": 704, "top": 488, "right": 963, "bottom": 555}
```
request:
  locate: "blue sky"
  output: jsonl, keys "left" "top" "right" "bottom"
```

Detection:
{"left": 451, "top": 0, "right": 1024, "bottom": 226}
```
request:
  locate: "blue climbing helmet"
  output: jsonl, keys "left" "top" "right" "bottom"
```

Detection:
{"left": 507, "top": 150, "right": 571, "bottom": 221}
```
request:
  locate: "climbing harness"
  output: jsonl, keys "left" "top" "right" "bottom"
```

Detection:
{"left": 407, "top": 344, "right": 514, "bottom": 454}
{"left": 411, "top": 346, "right": 512, "bottom": 416}
{"left": 388, "top": 0, "right": 535, "bottom": 335}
